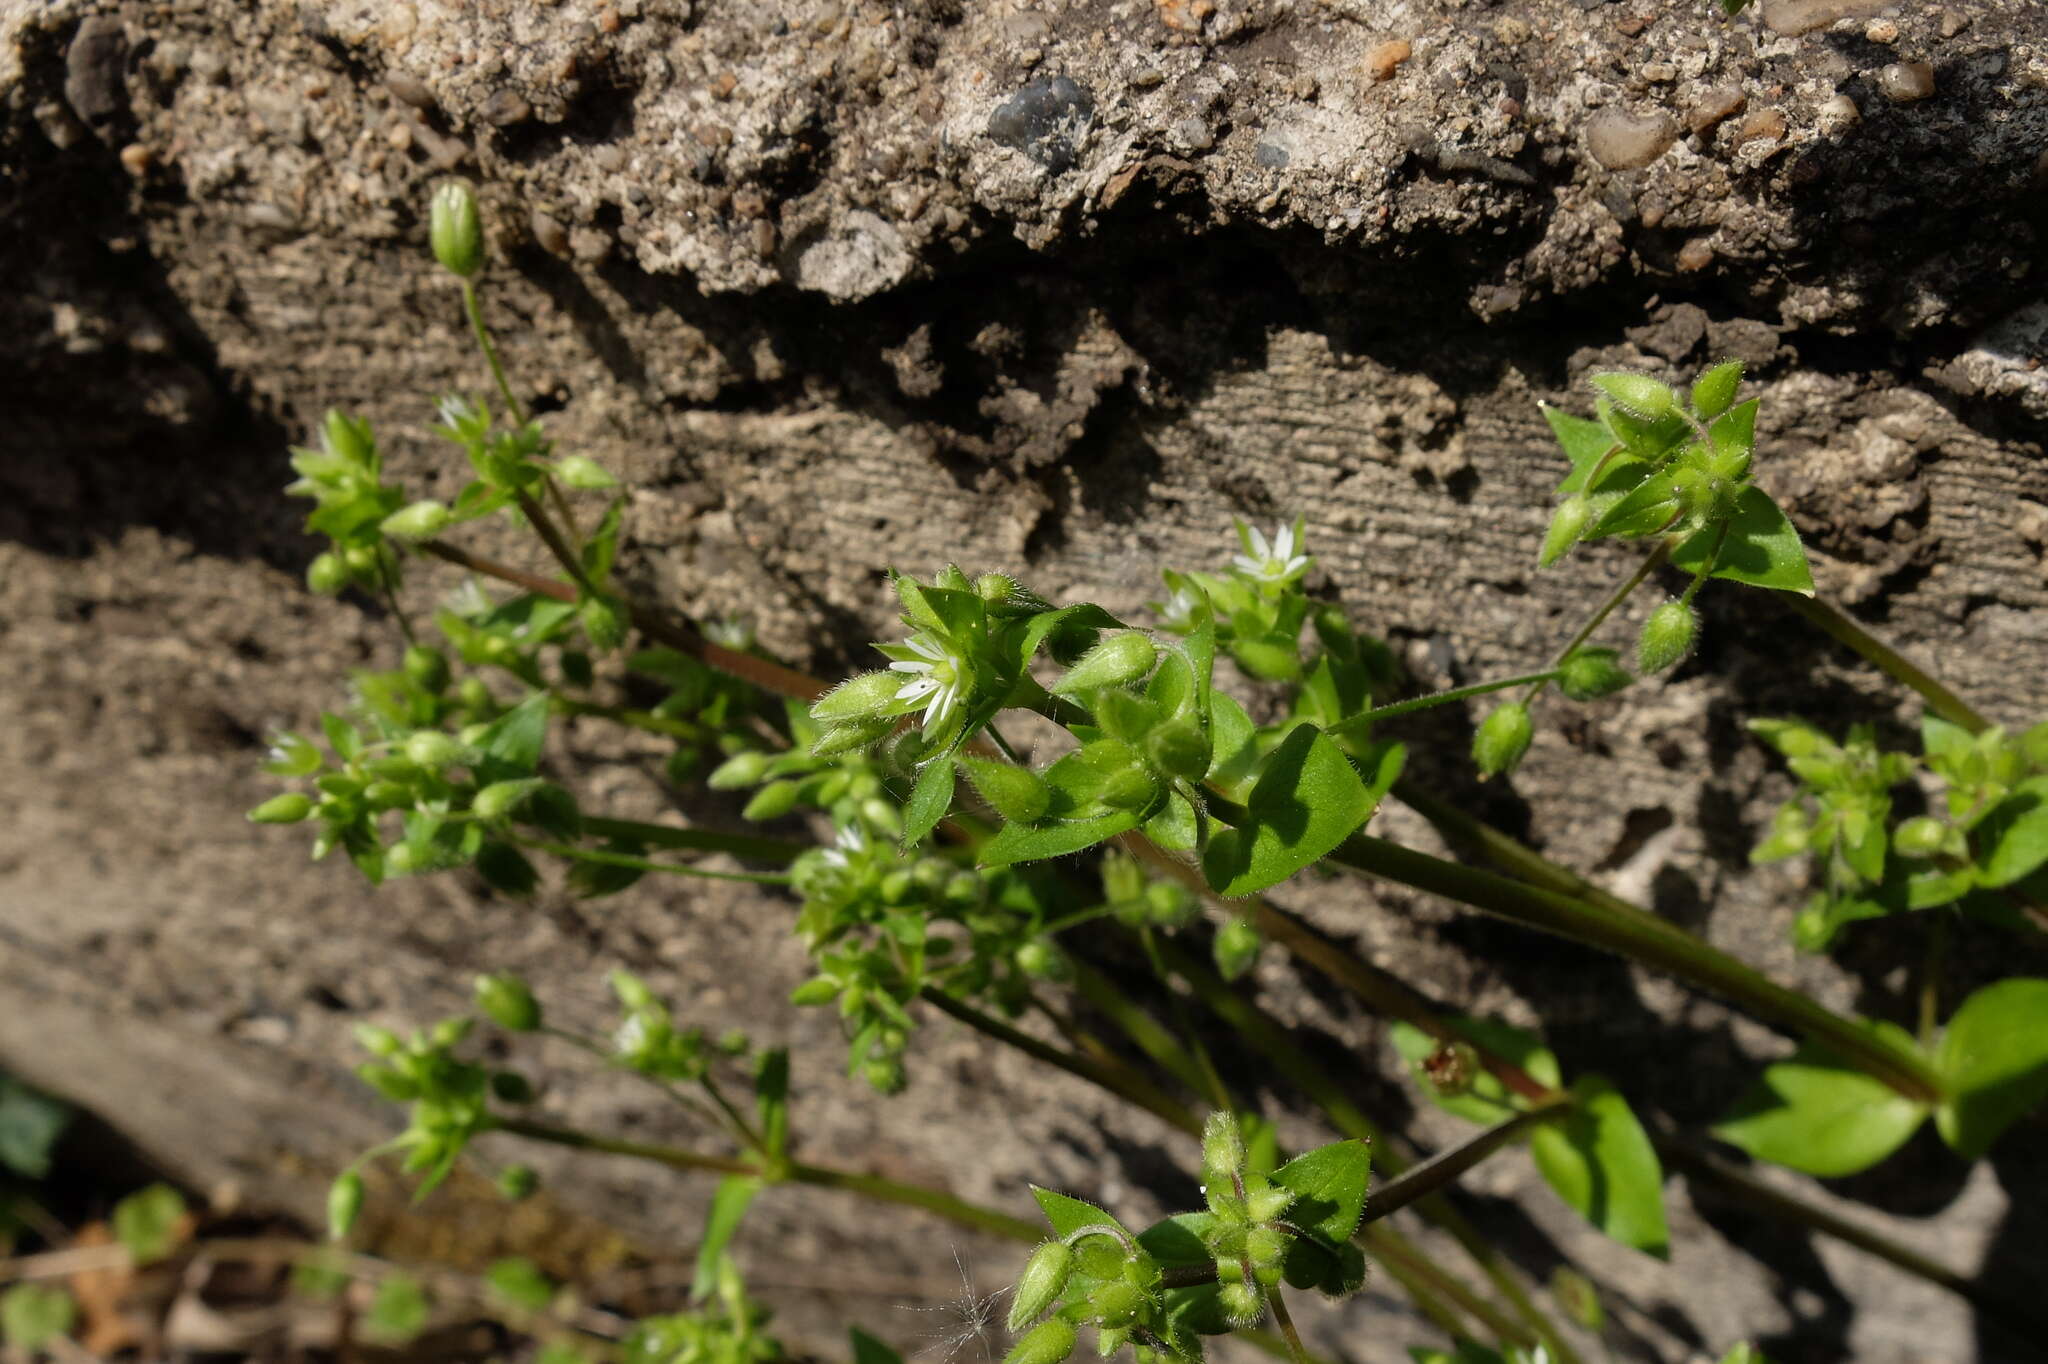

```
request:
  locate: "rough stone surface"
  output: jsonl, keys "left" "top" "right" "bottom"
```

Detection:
{"left": 3, "top": 0, "right": 2048, "bottom": 1360}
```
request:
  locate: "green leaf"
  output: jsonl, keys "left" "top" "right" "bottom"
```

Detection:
{"left": 485, "top": 1257, "right": 555, "bottom": 1312}
{"left": 1203, "top": 724, "right": 1374, "bottom": 897}
{"left": 1542, "top": 405, "right": 1619, "bottom": 496}
{"left": 692, "top": 1175, "right": 763, "bottom": 1299}
{"left": 1713, "top": 1025, "right": 1929, "bottom": 1175}
{"left": 477, "top": 692, "right": 550, "bottom": 784}
{"left": 1934, "top": 978, "right": 2048, "bottom": 1159}
{"left": 980, "top": 811, "right": 1142, "bottom": 868}
{"left": 903, "top": 758, "right": 957, "bottom": 847}
{"left": 112, "top": 1184, "right": 187, "bottom": 1265}
{"left": 475, "top": 840, "right": 540, "bottom": 897}
{"left": 1206, "top": 692, "right": 1261, "bottom": 796}
{"left": 0, "top": 1075, "right": 70, "bottom": 1178}
{"left": 1271, "top": 1139, "right": 1372, "bottom": 1249}
{"left": 1589, "top": 468, "right": 1680, "bottom": 539}
{"left": 1143, "top": 789, "right": 1200, "bottom": 851}
{"left": 1030, "top": 1185, "right": 1128, "bottom": 1240}
{"left": 0, "top": 1284, "right": 75, "bottom": 1349}
{"left": 850, "top": 1327, "right": 906, "bottom": 1364}
{"left": 363, "top": 1274, "right": 430, "bottom": 1344}
{"left": 1528, "top": 1077, "right": 1669, "bottom": 1257}
{"left": 1973, "top": 778, "right": 2048, "bottom": 887}
{"left": 1670, "top": 487, "right": 1814, "bottom": 595}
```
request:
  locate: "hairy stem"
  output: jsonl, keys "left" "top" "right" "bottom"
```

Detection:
{"left": 1785, "top": 595, "right": 1989, "bottom": 734}
{"left": 1527, "top": 540, "right": 1672, "bottom": 702}
{"left": 517, "top": 838, "right": 793, "bottom": 885}
{"left": 1361, "top": 1105, "right": 1568, "bottom": 1225}
{"left": 1335, "top": 671, "right": 1562, "bottom": 733}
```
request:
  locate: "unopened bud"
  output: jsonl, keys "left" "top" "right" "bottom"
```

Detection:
{"left": 1214, "top": 917, "right": 1261, "bottom": 981}
{"left": 404, "top": 730, "right": 466, "bottom": 770}
{"left": 960, "top": 756, "right": 1051, "bottom": 824}
{"left": 404, "top": 645, "right": 451, "bottom": 693}
{"left": 1472, "top": 701, "right": 1533, "bottom": 778}
{"left": 474, "top": 973, "right": 542, "bottom": 1031}
{"left": 307, "top": 551, "right": 351, "bottom": 596}
{"left": 327, "top": 1171, "right": 365, "bottom": 1241}
{"left": 1007, "top": 1242, "right": 1074, "bottom": 1330}
{"left": 1052, "top": 632, "right": 1158, "bottom": 697}
{"left": 430, "top": 179, "right": 485, "bottom": 277}
{"left": 247, "top": 792, "right": 314, "bottom": 824}
{"left": 381, "top": 500, "right": 452, "bottom": 541}
{"left": 1558, "top": 647, "right": 1632, "bottom": 701}
{"left": 1637, "top": 600, "right": 1697, "bottom": 674}
{"left": 1540, "top": 496, "right": 1592, "bottom": 568}
{"left": 1003, "top": 1317, "right": 1078, "bottom": 1364}
{"left": 1893, "top": 816, "right": 1947, "bottom": 859}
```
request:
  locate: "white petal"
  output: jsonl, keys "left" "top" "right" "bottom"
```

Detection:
{"left": 1245, "top": 526, "right": 1273, "bottom": 559}
{"left": 1231, "top": 554, "right": 1263, "bottom": 576}
{"left": 896, "top": 678, "right": 940, "bottom": 702}
{"left": 1272, "top": 524, "right": 1295, "bottom": 560}
{"left": 890, "top": 659, "right": 932, "bottom": 674}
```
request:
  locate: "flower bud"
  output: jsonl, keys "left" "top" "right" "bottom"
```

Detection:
{"left": 404, "top": 730, "right": 466, "bottom": 770}
{"left": 1690, "top": 360, "right": 1743, "bottom": 421}
{"left": 742, "top": 780, "right": 802, "bottom": 821}
{"left": 1003, "top": 1317, "right": 1078, "bottom": 1364}
{"left": 327, "top": 1171, "right": 365, "bottom": 1241}
{"left": 1472, "top": 701, "right": 1533, "bottom": 778}
{"left": 354, "top": 1023, "right": 403, "bottom": 1057}
{"left": 1893, "top": 816, "right": 1947, "bottom": 859}
{"left": 381, "top": 500, "right": 452, "bottom": 541}
{"left": 1637, "top": 600, "right": 1697, "bottom": 674}
{"left": 403, "top": 645, "right": 451, "bottom": 693}
{"left": 1015, "top": 940, "right": 1070, "bottom": 982}
{"left": 1097, "top": 765, "right": 1160, "bottom": 812}
{"left": 1088, "top": 1279, "right": 1143, "bottom": 1327}
{"left": 1590, "top": 371, "right": 1677, "bottom": 421}
{"left": 1558, "top": 647, "right": 1632, "bottom": 702}
{"left": 430, "top": 179, "right": 485, "bottom": 277}
{"left": 247, "top": 792, "right": 314, "bottom": 824}
{"left": 307, "top": 552, "right": 351, "bottom": 595}
{"left": 1007, "top": 1242, "right": 1074, "bottom": 1330}
{"left": 552, "top": 453, "right": 617, "bottom": 489}
{"left": 1202, "top": 1110, "right": 1246, "bottom": 1183}
{"left": 1218, "top": 1281, "right": 1263, "bottom": 1327}
{"left": 1051, "top": 632, "right": 1158, "bottom": 697}
{"left": 1245, "top": 1188, "right": 1293, "bottom": 1224}
{"left": 473, "top": 779, "right": 538, "bottom": 822}
{"left": 1146, "top": 720, "right": 1211, "bottom": 783}
{"left": 496, "top": 1164, "right": 539, "bottom": 1201}
{"left": 1213, "top": 917, "right": 1261, "bottom": 981}
{"left": 862, "top": 1055, "right": 905, "bottom": 1094}
{"left": 959, "top": 756, "right": 1051, "bottom": 824}
{"left": 789, "top": 976, "right": 840, "bottom": 1007}
{"left": 811, "top": 671, "right": 904, "bottom": 724}
{"left": 1540, "top": 495, "right": 1592, "bottom": 568}
{"left": 474, "top": 972, "right": 542, "bottom": 1031}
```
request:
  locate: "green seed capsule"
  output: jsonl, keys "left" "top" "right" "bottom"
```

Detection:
{"left": 327, "top": 1171, "right": 365, "bottom": 1241}
{"left": 306, "top": 551, "right": 351, "bottom": 595}
{"left": 381, "top": 499, "right": 452, "bottom": 541}
{"left": 1540, "top": 495, "right": 1592, "bottom": 568}
{"left": 1637, "top": 599, "right": 1698, "bottom": 674}
{"left": 1472, "top": 701, "right": 1533, "bottom": 778}
{"left": 1007, "top": 1242, "right": 1074, "bottom": 1330}
{"left": 405, "top": 730, "right": 465, "bottom": 770}
{"left": 1893, "top": 816, "right": 1948, "bottom": 859}
{"left": 430, "top": 179, "right": 485, "bottom": 278}
{"left": 474, "top": 972, "right": 542, "bottom": 1031}
{"left": 404, "top": 645, "right": 451, "bottom": 693}
{"left": 1558, "top": 647, "right": 1632, "bottom": 702}
{"left": 1003, "top": 1317, "right": 1078, "bottom": 1364}
{"left": 1052, "top": 632, "right": 1158, "bottom": 697}
{"left": 247, "top": 792, "right": 314, "bottom": 824}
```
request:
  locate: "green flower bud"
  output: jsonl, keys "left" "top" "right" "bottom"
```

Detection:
{"left": 1145, "top": 880, "right": 1196, "bottom": 927}
{"left": 1472, "top": 701, "right": 1534, "bottom": 778}
{"left": 1217, "top": 1281, "right": 1263, "bottom": 1327}
{"left": 404, "top": 730, "right": 466, "bottom": 770}
{"left": 960, "top": 756, "right": 1051, "bottom": 824}
{"left": 1097, "top": 765, "right": 1161, "bottom": 812}
{"left": 861, "top": 1055, "right": 905, "bottom": 1094}
{"left": 458, "top": 677, "right": 497, "bottom": 716}
{"left": 357, "top": 1063, "right": 419, "bottom": 1103}
{"left": 1213, "top": 917, "right": 1261, "bottom": 981}
{"left": 1245, "top": 1225, "right": 1288, "bottom": 1268}
{"left": 381, "top": 499, "right": 452, "bottom": 541}
{"left": 1146, "top": 720, "right": 1211, "bottom": 783}
{"left": 812, "top": 717, "right": 893, "bottom": 759}
{"left": 354, "top": 1024, "right": 403, "bottom": 1057}
{"left": 1007, "top": 1242, "right": 1074, "bottom": 1330}
{"left": 430, "top": 1017, "right": 473, "bottom": 1048}
{"left": 327, "top": 1171, "right": 365, "bottom": 1241}
{"left": 1015, "top": 940, "right": 1070, "bottom": 982}
{"left": 742, "top": 780, "right": 802, "bottom": 821}
{"left": 496, "top": 1164, "right": 539, "bottom": 1201}
{"left": 474, "top": 972, "right": 542, "bottom": 1031}
{"left": 403, "top": 645, "right": 451, "bottom": 693}
{"left": 707, "top": 751, "right": 774, "bottom": 790}
{"left": 1095, "top": 1328, "right": 1129, "bottom": 1358}
{"left": 552, "top": 453, "right": 617, "bottom": 489}
{"left": 1590, "top": 371, "right": 1677, "bottom": 421}
{"left": 1245, "top": 1188, "right": 1293, "bottom": 1224}
{"left": 1540, "top": 495, "right": 1592, "bottom": 568}
{"left": 363, "top": 780, "right": 413, "bottom": 811}
{"left": 1690, "top": 360, "right": 1743, "bottom": 421}
{"left": 1089, "top": 1279, "right": 1144, "bottom": 1327}
{"left": 812, "top": 670, "right": 907, "bottom": 724}
{"left": 490, "top": 1070, "right": 536, "bottom": 1103}
{"left": 1202, "top": 1111, "right": 1246, "bottom": 1183}
{"left": 1893, "top": 816, "right": 1948, "bottom": 859}
{"left": 323, "top": 410, "right": 377, "bottom": 467}
{"left": 1052, "top": 632, "right": 1158, "bottom": 697}
{"left": 789, "top": 976, "right": 840, "bottom": 1007}
{"left": 430, "top": 179, "right": 485, "bottom": 277}
{"left": 307, "top": 551, "right": 351, "bottom": 596}
{"left": 472, "top": 779, "right": 539, "bottom": 823}
{"left": 579, "top": 594, "right": 628, "bottom": 653}
{"left": 1558, "top": 647, "right": 1633, "bottom": 702}
{"left": 247, "top": 792, "right": 314, "bottom": 824}
{"left": 1637, "top": 599, "right": 1697, "bottom": 674}
{"left": 1003, "top": 1317, "right": 1078, "bottom": 1364}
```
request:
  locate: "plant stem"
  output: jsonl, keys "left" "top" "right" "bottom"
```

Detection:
{"left": 1784, "top": 595, "right": 1989, "bottom": 734}
{"left": 1069, "top": 961, "right": 1221, "bottom": 1102}
{"left": 461, "top": 279, "right": 527, "bottom": 426}
{"left": 516, "top": 838, "right": 793, "bottom": 886}
{"left": 1368, "top": 786, "right": 1944, "bottom": 1103}
{"left": 1527, "top": 540, "right": 1672, "bottom": 701}
{"left": 495, "top": 1116, "right": 1043, "bottom": 1241}
{"left": 1361, "top": 1105, "right": 1568, "bottom": 1225}
{"left": 1264, "top": 1284, "right": 1311, "bottom": 1364}
{"left": 579, "top": 816, "right": 807, "bottom": 864}
{"left": 1139, "top": 925, "right": 1237, "bottom": 1113}
{"left": 1362, "top": 1223, "right": 1534, "bottom": 1349}
{"left": 1334, "top": 671, "right": 1562, "bottom": 733}
{"left": 917, "top": 988, "right": 1201, "bottom": 1136}
{"left": 538, "top": 1025, "right": 726, "bottom": 1132}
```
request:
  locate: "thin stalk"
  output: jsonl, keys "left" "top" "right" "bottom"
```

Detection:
{"left": 461, "top": 279, "right": 528, "bottom": 426}
{"left": 1334, "top": 671, "right": 1562, "bottom": 734}
{"left": 579, "top": 816, "right": 807, "bottom": 865}
{"left": 517, "top": 838, "right": 793, "bottom": 886}
{"left": 1364, "top": 1228, "right": 1480, "bottom": 1341}
{"left": 539, "top": 1025, "right": 725, "bottom": 1132}
{"left": 1785, "top": 595, "right": 1989, "bottom": 734}
{"left": 1362, "top": 1105, "right": 1568, "bottom": 1225}
{"left": 1308, "top": 792, "right": 1944, "bottom": 1104}
{"left": 1264, "top": 1285, "right": 1310, "bottom": 1364}
{"left": 1527, "top": 541, "right": 1671, "bottom": 702}
{"left": 1363, "top": 1223, "right": 1533, "bottom": 1349}
{"left": 1139, "top": 925, "right": 1237, "bottom": 1113}
{"left": 698, "top": 1071, "right": 769, "bottom": 1155}
{"left": 1069, "top": 961, "right": 1220, "bottom": 1102}
{"left": 917, "top": 988, "right": 1202, "bottom": 1136}
{"left": 495, "top": 1116, "right": 1041, "bottom": 1242}
{"left": 558, "top": 699, "right": 708, "bottom": 743}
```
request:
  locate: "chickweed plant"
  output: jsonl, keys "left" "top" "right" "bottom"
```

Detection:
{"left": 245, "top": 183, "right": 2048, "bottom": 1364}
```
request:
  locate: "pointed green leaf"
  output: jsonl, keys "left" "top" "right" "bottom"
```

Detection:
{"left": 1713, "top": 1025, "right": 1928, "bottom": 1175}
{"left": 1271, "top": 1139, "right": 1372, "bottom": 1249}
{"left": 1670, "top": 487, "right": 1814, "bottom": 595}
{"left": 1542, "top": 405, "right": 1619, "bottom": 496}
{"left": 691, "top": 1175, "right": 762, "bottom": 1301}
{"left": 1934, "top": 978, "right": 2048, "bottom": 1159}
{"left": 1206, "top": 692, "right": 1261, "bottom": 796}
{"left": 903, "top": 758, "right": 957, "bottom": 847}
{"left": 1203, "top": 724, "right": 1374, "bottom": 897}
{"left": 1030, "top": 1185, "right": 1128, "bottom": 1239}
{"left": 477, "top": 692, "right": 550, "bottom": 783}
{"left": 979, "top": 811, "right": 1143, "bottom": 868}
{"left": 1589, "top": 469, "right": 1680, "bottom": 539}
{"left": 1973, "top": 778, "right": 2048, "bottom": 887}
{"left": 1528, "top": 1077, "right": 1669, "bottom": 1257}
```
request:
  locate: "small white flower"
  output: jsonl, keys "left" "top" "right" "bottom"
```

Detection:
{"left": 820, "top": 824, "right": 868, "bottom": 869}
{"left": 703, "top": 614, "right": 754, "bottom": 650}
{"left": 888, "top": 631, "right": 969, "bottom": 733}
{"left": 1231, "top": 520, "right": 1311, "bottom": 585}
{"left": 1159, "top": 584, "right": 1204, "bottom": 630}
